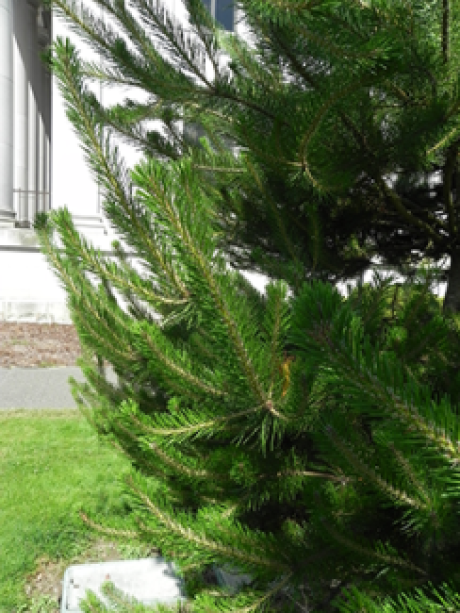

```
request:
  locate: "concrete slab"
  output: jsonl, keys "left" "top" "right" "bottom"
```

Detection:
{"left": 60, "top": 558, "right": 260, "bottom": 613}
{"left": 61, "top": 558, "right": 187, "bottom": 613}
{"left": 60, "top": 557, "right": 301, "bottom": 613}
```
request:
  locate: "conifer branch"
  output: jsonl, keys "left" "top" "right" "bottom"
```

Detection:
{"left": 35, "top": 216, "right": 137, "bottom": 367}
{"left": 75, "top": 79, "right": 182, "bottom": 160}
{"left": 158, "top": 373, "right": 204, "bottom": 402}
{"left": 129, "top": 405, "right": 261, "bottom": 438}
{"left": 50, "top": 41, "right": 190, "bottom": 298}
{"left": 46, "top": 0, "right": 114, "bottom": 59}
{"left": 443, "top": 0, "right": 450, "bottom": 65}
{"left": 387, "top": 442, "right": 432, "bottom": 505}
{"left": 428, "top": 125, "right": 460, "bottom": 156}
{"left": 271, "top": 25, "right": 450, "bottom": 246}
{"left": 191, "top": 165, "right": 244, "bottom": 173}
{"left": 79, "top": 511, "right": 140, "bottom": 540}
{"left": 134, "top": 163, "right": 288, "bottom": 421}
{"left": 375, "top": 178, "right": 446, "bottom": 245}
{"left": 202, "top": 86, "right": 291, "bottom": 128}
{"left": 246, "top": 160, "right": 302, "bottom": 294}
{"left": 316, "top": 514, "right": 428, "bottom": 578}
{"left": 136, "top": 0, "right": 213, "bottom": 88}
{"left": 298, "top": 79, "right": 367, "bottom": 191}
{"left": 146, "top": 439, "right": 229, "bottom": 482}
{"left": 94, "top": 403, "right": 222, "bottom": 508}
{"left": 327, "top": 110, "right": 451, "bottom": 237}
{"left": 58, "top": 211, "right": 188, "bottom": 309}
{"left": 136, "top": 323, "right": 229, "bottom": 399}
{"left": 327, "top": 334, "right": 460, "bottom": 463}
{"left": 79, "top": 65, "right": 142, "bottom": 89}
{"left": 291, "top": 21, "right": 390, "bottom": 63}
{"left": 253, "top": 0, "right": 322, "bottom": 11}
{"left": 189, "top": 328, "right": 229, "bottom": 369}
{"left": 184, "top": 0, "right": 220, "bottom": 76}
{"left": 124, "top": 474, "right": 292, "bottom": 574}
{"left": 324, "top": 425, "right": 430, "bottom": 511}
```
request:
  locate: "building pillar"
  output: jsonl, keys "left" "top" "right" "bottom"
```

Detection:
{"left": 43, "top": 67, "right": 51, "bottom": 213}
{"left": 43, "top": 13, "right": 51, "bottom": 216}
{"left": 37, "top": 5, "right": 49, "bottom": 214}
{"left": 45, "top": 5, "right": 51, "bottom": 213}
{"left": 13, "top": 0, "right": 29, "bottom": 226}
{"left": 27, "top": 0, "right": 38, "bottom": 225}
{"left": 0, "top": 0, "right": 15, "bottom": 226}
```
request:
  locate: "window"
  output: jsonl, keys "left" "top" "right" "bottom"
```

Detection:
{"left": 215, "top": 0, "right": 234, "bottom": 31}
{"left": 202, "top": 0, "right": 234, "bottom": 31}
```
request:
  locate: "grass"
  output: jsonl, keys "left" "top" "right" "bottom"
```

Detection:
{"left": 0, "top": 408, "right": 158, "bottom": 613}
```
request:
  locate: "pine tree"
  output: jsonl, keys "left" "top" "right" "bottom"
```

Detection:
{"left": 42, "top": 0, "right": 460, "bottom": 313}
{"left": 36, "top": 0, "right": 460, "bottom": 611}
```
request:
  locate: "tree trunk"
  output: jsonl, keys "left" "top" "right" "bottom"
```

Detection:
{"left": 443, "top": 247, "right": 460, "bottom": 315}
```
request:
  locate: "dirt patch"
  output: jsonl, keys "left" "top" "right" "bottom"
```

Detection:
{"left": 0, "top": 322, "right": 85, "bottom": 369}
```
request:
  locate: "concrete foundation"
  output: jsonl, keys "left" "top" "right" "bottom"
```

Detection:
{"left": 0, "top": 224, "right": 127, "bottom": 323}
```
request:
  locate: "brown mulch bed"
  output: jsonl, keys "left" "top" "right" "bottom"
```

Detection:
{"left": 0, "top": 322, "right": 85, "bottom": 368}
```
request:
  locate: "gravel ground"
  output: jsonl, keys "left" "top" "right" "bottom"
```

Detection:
{"left": 0, "top": 321, "right": 85, "bottom": 368}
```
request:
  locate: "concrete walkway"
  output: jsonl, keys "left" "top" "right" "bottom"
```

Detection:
{"left": 0, "top": 366, "right": 118, "bottom": 409}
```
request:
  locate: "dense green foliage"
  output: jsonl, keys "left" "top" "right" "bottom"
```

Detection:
{"left": 41, "top": 0, "right": 460, "bottom": 306}
{"left": 36, "top": 0, "right": 460, "bottom": 610}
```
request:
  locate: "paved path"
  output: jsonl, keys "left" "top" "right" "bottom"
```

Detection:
{"left": 0, "top": 366, "right": 118, "bottom": 409}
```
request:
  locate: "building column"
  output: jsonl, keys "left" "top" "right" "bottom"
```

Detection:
{"left": 37, "top": 5, "right": 49, "bottom": 214}
{"left": 41, "top": 5, "right": 52, "bottom": 213}
{"left": 13, "top": 0, "right": 29, "bottom": 226}
{"left": 43, "top": 48, "right": 51, "bottom": 214}
{"left": 27, "top": 0, "right": 38, "bottom": 225}
{"left": 0, "top": 0, "right": 15, "bottom": 226}
{"left": 42, "top": 69, "right": 51, "bottom": 213}
{"left": 47, "top": 3, "right": 52, "bottom": 211}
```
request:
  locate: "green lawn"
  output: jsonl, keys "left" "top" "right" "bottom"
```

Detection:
{"left": 0, "top": 408, "right": 155, "bottom": 613}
